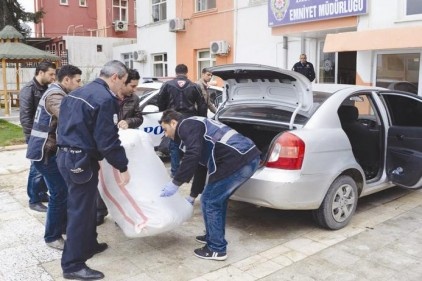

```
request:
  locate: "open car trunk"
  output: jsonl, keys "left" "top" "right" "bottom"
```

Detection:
{"left": 219, "top": 120, "right": 290, "bottom": 161}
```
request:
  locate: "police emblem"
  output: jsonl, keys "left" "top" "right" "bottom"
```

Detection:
{"left": 177, "top": 80, "right": 186, "bottom": 87}
{"left": 271, "top": 0, "right": 289, "bottom": 21}
{"left": 113, "top": 113, "right": 118, "bottom": 125}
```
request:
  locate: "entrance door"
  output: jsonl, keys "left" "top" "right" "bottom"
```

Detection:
{"left": 337, "top": 52, "right": 356, "bottom": 84}
{"left": 380, "top": 91, "right": 422, "bottom": 188}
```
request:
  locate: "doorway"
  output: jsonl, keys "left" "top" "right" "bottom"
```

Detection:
{"left": 337, "top": 52, "right": 356, "bottom": 84}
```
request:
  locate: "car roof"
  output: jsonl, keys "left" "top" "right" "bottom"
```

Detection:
{"left": 312, "top": 83, "right": 386, "bottom": 94}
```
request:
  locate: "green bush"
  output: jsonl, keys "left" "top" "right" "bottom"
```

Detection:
{"left": 0, "top": 119, "right": 25, "bottom": 146}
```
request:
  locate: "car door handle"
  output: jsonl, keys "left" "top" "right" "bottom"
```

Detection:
{"left": 396, "top": 134, "right": 404, "bottom": 141}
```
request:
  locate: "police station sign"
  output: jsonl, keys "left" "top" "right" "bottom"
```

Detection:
{"left": 268, "top": 0, "right": 367, "bottom": 27}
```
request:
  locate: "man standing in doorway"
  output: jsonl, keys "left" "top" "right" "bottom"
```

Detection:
{"left": 157, "top": 64, "right": 207, "bottom": 177}
{"left": 292, "top": 53, "right": 316, "bottom": 82}
{"left": 19, "top": 61, "right": 56, "bottom": 212}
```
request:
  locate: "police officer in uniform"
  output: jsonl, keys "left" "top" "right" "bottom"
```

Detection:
{"left": 26, "top": 65, "right": 82, "bottom": 250}
{"left": 159, "top": 109, "right": 261, "bottom": 261}
{"left": 292, "top": 53, "right": 316, "bottom": 82}
{"left": 57, "top": 60, "right": 130, "bottom": 280}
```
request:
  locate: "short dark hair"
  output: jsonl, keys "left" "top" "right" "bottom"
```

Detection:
{"left": 159, "top": 109, "right": 183, "bottom": 124}
{"left": 57, "top": 65, "right": 82, "bottom": 82}
{"left": 202, "top": 68, "right": 210, "bottom": 74}
{"left": 125, "top": 69, "right": 141, "bottom": 85}
{"left": 35, "top": 61, "right": 56, "bottom": 76}
{"left": 175, "top": 64, "right": 188, "bottom": 75}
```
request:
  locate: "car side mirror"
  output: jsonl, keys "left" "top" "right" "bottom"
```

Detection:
{"left": 143, "top": 105, "right": 159, "bottom": 113}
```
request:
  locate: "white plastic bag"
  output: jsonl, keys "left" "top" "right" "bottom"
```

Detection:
{"left": 98, "top": 129, "right": 193, "bottom": 238}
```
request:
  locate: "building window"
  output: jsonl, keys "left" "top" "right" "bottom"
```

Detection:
{"left": 197, "top": 50, "right": 216, "bottom": 80}
{"left": 152, "top": 0, "right": 166, "bottom": 22}
{"left": 406, "top": 0, "right": 422, "bottom": 15}
{"left": 375, "top": 53, "right": 420, "bottom": 95}
{"left": 318, "top": 41, "right": 335, "bottom": 83}
{"left": 45, "top": 45, "right": 50, "bottom": 51}
{"left": 196, "top": 0, "right": 216, "bottom": 12}
{"left": 113, "top": 0, "right": 128, "bottom": 21}
{"left": 51, "top": 44, "right": 57, "bottom": 55}
{"left": 122, "top": 53, "right": 134, "bottom": 69}
{"left": 79, "top": 0, "right": 87, "bottom": 7}
{"left": 97, "top": 45, "right": 103, "bottom": 52}
{"left": 58, "top": 42, "right": 64, "bottom": 56}
{"left": 153, "top": 53, "right": 168, "bottom": 77}
{"left": 60, "top": 0, "right": 69, "bottom": 5}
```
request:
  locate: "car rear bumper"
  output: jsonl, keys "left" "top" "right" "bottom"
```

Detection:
{"left": 231, "top": 167, "right": 331, "bottom": 210}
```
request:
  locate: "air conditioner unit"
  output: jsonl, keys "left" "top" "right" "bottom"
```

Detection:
{"left": 114, "top": 20, "right": 128, "bottom": 32}
{"left": 133, "top": 50, "right": 147, "bottom": 63}
{"left": 169, "top": 18, "right": 185, "bottom": 32}
{"left": 210, "top": 40, "right": 230, "bottom": 55}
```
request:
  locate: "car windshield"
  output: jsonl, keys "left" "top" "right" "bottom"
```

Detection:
{"left": 138, "top": 91, "right": 154, "bottom": 102}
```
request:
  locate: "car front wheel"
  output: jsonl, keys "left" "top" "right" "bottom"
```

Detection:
{"left": 312, "top": 175, "right": 358, "bottom": 230}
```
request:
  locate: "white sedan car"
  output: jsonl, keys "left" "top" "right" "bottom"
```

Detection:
{"left": 136, "top": 81, "right": 223, "bottom": 148}
{"left": 211, "top": 63, "right": 422, "bottom": 230}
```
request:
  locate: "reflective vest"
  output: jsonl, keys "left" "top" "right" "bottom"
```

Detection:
{"left": 180, "top": 116, "right": 257, "bottom": 176}
{"left": 26, "top": 84, "right": 65, "bottom": 161}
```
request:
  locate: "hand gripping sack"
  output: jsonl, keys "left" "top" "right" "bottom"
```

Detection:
{"left": 98, "top": 129, "right": 193, "bottom": 237}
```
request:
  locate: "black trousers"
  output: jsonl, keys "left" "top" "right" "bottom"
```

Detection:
{"left": 57, "top": 151, "right": 100, "bottom": 273}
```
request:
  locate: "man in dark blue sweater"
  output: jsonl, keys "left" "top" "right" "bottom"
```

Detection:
{"left": 57, "top": 60, "right": 130, "bottom": 280}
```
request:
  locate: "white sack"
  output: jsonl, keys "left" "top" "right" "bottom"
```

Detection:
{"left": 98, "top": 129, "right": 193, "bottom": 238}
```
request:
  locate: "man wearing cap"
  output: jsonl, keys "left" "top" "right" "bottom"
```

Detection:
{"left": 57, "top": 60, "right": 130, "bottom": 280}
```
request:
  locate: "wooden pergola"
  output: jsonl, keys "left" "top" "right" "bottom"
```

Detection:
{"left": 0, "top": 25, "right": 60, "bottom": 116}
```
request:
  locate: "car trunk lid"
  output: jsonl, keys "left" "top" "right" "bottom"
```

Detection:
{"left": 210, "top": 63, "right": 313, "bottom": 115}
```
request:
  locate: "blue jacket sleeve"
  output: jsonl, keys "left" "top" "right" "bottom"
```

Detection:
{"left": 93, "top": 98, "right": 128, "bottom": 172}
{"left": 172, "top": 120, "right": 206, "bottom": 185}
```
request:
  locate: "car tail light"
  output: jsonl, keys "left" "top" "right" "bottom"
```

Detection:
{"left": 266, "top": 132, "right": 305, "bottom": 170}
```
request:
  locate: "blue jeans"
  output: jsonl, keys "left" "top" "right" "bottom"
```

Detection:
{"left": 200, "top": 156, "right": 260, "bottom": 253}
{"left": 33, "top": 155, "right": 68, "bottom": 243}
{"left": 169, "top": 140, "right": 181, "bottom": 177}
{"left": 27, "top": 162, "right": 49, "bottom": 204}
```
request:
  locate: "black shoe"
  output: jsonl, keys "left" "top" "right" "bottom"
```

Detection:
{"left": 94, "top": 243, "right": 108, "bottom": 255}
{"left": 96, "top": 215, "right": 105, "bottom": 226}
{"left": 194, "top": 246, "right": 227, "bottom": 261}
{"left": 29, "top": 202, "right": 47, "bottom": 212}
{"left": 195, "top": 235, "right": 207, "bottom": 244}
{"left": 40, "top": 194, "right": 50, "bottom": 203}
{"left": 63, "top": 266, "right": 104, "bottom": 280}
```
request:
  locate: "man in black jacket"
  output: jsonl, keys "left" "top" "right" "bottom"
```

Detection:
{"left": 19, "top": 61, "right": 56, "bottom": 212}
{"left": 157, "top": 64, "right": 207, "bottom": 177}
{"left": 292, "top": 53, "right": 315, "bottom": 82}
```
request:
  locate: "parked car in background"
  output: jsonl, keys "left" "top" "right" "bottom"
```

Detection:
{"left": 210, "top": 63, "right": 422, "bottom": 230}
{"left": 136, "top": 80, "right": 223, "bottom": 152}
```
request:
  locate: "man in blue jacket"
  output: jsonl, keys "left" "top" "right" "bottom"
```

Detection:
{"left": 57, "top": 60, "right": 130, "bottom": 280}
{"left": 26, "top": 65, "right": 82, "bottom": 251}
{"left": 159, "top": 109, "right": 261, "bottom": 261}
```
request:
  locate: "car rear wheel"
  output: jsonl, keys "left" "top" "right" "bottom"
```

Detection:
{"left": 312, "top": 175, "right": 358, "bottom": 230}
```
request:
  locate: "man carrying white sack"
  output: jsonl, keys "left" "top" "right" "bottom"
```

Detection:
{"left": 159, "top": 109, "right": 261, "bottom": 261}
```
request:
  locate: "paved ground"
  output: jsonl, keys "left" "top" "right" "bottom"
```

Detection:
{"left": 0, "top": 147, "right": 422, "bottom": 280}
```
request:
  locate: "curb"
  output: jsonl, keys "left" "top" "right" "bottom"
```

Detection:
{"left": 0, "top": 144, "right": 27, "bottom": 152}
